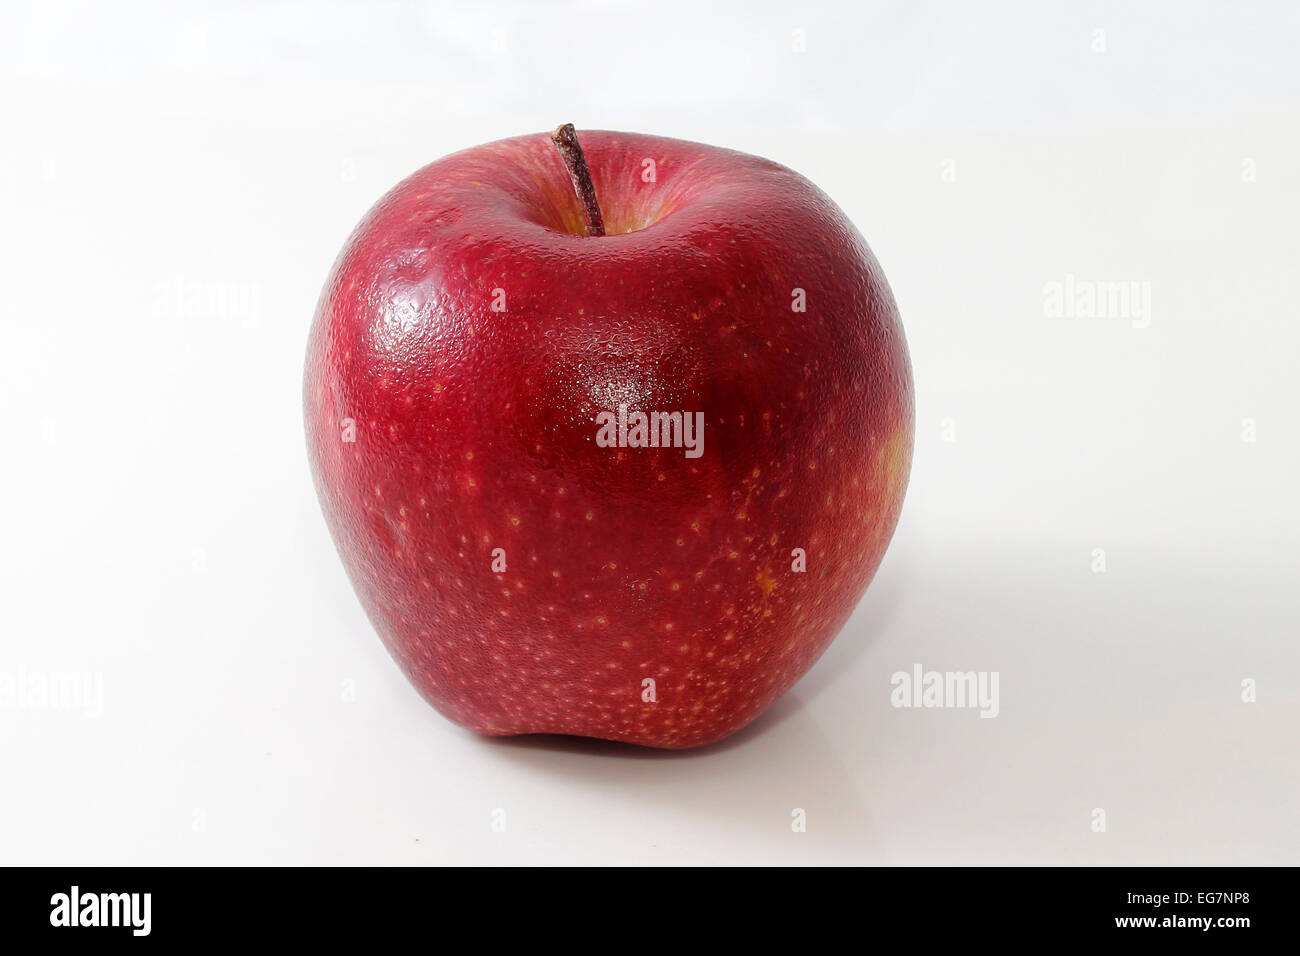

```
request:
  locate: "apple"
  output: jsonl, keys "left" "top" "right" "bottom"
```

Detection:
{"left": 304, "top": 125, "right": 913, "bottom": 749}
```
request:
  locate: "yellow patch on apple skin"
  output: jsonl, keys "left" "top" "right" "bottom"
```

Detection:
{"left": 878, "top": 424, "right": 912, "bottom": 500}
{"left": 756, "top": 566, "right": 777, "bottom": 598}
{"left": 868, "top": 423, "right": 913, "bottom": 539}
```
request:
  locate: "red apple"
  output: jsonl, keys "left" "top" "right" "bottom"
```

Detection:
{"left": 304, "top": 126, "right": 913, "bottom": 749}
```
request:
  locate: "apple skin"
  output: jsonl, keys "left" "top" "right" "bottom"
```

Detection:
{"left": 305, "top": 130, "right": 913, "bottom": 749}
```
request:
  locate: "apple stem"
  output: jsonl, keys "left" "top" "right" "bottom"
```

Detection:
{"left": 551, "top": 124, "right": 606, "bottom": 237}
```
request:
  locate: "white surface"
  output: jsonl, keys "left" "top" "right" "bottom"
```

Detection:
{"left": 2, "top": 0, "right": 1298, "bottom": 865}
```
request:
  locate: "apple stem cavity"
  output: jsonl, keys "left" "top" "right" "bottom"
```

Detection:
{"left": 551, "top": 123, "right": 606, "bottom": 237}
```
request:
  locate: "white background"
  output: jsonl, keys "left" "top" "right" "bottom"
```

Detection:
{"left": 3, "top": 1, "right": 1298, "bottom": 865}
